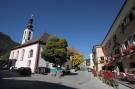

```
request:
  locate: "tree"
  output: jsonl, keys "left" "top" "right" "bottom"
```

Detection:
{"left": 41, "top": 36, "right": 68, "bottom": 66}
{"left": 1, "top": 51, "right": 10, "bottom": 64}
{"left": 67, "top": 48, "right": 79, "bottom": 56}
{"left": 68, "top": 48, "right": 84, "bottom": 66}
{"left": 71, "top": 53, "right": 84, "bottom": 66}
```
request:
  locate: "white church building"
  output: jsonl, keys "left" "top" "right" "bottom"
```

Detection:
{"left": 9, "top": 17, "right": 51, "bottom": 73}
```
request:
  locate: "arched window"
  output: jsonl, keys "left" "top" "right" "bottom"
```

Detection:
{"left": 29, "top": 49, "right": 33, "bottom": 58}
{"left": 12, "top": 52, "right": 14, "bottom": 59}
{"left": 16, "top": 51, "right": 19, "bottom": 60}
{"left": 20, "top": 49, "right": 25, "bottom": 61}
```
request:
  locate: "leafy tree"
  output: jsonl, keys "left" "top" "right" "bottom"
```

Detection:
{"left": 42, "top": 36, "right": 68, "bottom": 66}
{"left": 67, "top": 48, "right": 79, "bottom": 56}
{"left": 1, "top": 51, "right": 10, "bottom": 64}
{"left": 71, "top": 53, "right": 84, "bottom": 66}
{"left": 68, "top": 48, "right": 84, "bottom": 66}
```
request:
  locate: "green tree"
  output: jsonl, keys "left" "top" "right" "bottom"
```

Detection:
{"left": 42, "top": 36, "right": 68, "bottom": 66}
{"left": 67, "top": 48, "right": 79, "bottom": 56}
{"left": 67, "top": 48, "right": 84, "bottom": 67}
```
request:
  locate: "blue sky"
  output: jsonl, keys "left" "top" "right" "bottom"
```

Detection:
{"left": 0, "top": 0, "right": 124, "bottom": 59}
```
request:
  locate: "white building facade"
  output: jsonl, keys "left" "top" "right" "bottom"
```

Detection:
{"left": 9, "top": 17, "right": 50, "bottom": 73}
{"left": 89, "top": 53, "right": 94, "bottom": 69}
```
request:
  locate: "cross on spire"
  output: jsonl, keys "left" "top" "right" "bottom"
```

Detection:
{"left": 26, "top": 14, "right": 33, "bottom": 30}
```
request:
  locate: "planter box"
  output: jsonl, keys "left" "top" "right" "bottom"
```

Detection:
{"left": 123, "top": 48, "right": 130, "bottom": 55}
{"left": 130, "top": 44, "right": 135, "bottom": 50}
{"left": 126, "top": 73, "right": 135, "bottom": 83}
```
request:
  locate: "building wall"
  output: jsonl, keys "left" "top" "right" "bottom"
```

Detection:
{"left": 38, "top": 44, "right": 48, "bottom": 67}
{"left": 122, "top": 55, "right": 135, "bottom": 74}
{"left": 102, "top": 0, "right": 135, "bottom": 57}
{"left": 9, "top": 43, "right": 39, "bottom": 73}
{"left": 92, "top": 46, "right": 105, "bottom": 72}
{"left": 96, "top": 47, "right": 105, "bottom": 72}
{"left": 89, "top": 53, "right": 94, "bottom": 69}
{"left": 101, "top": 0, "right": 135, "bottom": 74}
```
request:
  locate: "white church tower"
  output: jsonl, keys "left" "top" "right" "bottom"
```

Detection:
{"left": 22, "top": 16, "right": 33, "bottom": 44}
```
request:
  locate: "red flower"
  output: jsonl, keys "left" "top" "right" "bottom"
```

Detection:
{"left": 123, "top": 48, "right": 130, "bottom": 55}
{"left": 130, "top": 44, "right": 135, "bottom": 50}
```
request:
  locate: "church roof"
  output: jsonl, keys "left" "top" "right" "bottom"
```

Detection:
{"left": 11, "top": 32, "right": 50, "bottom": 50}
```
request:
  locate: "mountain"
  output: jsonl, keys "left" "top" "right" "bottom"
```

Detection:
{"left": 0, "top": 32, "right": 19, "bottom": 59}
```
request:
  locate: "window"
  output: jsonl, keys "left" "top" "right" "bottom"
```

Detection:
{"left": 130, "top": 62, "right": 135, "bottom": 68}
{"left": 20, "top": 49, "right": 25, "bottom": 61}
{"left": 100, "top": 57, "right": 104, "bottom": 63}
{"left": 108, "top": 39, "right": 111, "bottom": 48}
{"left": 27, "top": 60, "right": 31, "bottom": 66}
{"left": 12, "top": 52, "right": 14, "bottom": 59}
{"left": 123, "top": 16, "right": 130, "bottom": 26}
{"left": 28, "top": 32, "right": 31, "bottom": 40}
{"left": 120, "top": 23, "right": 125, "bottom": 33}
{"left": 132, "top": 7, "right": 135, "bottom": 16}
{"left": 129, "top": 12, "right": 133, "bottom": 22}
{"left": 100, "top": 57, "right": 104, "bottom": 60}
{"left": 28, "top": 49, "right": 33, "bottom": 58}
{"left": 113, "top": 35, "right": 117, "bottom": 43}
{"left": 29, "top": 32, "right": 31, "bottom": 35}
{"left": 133, "top": 34, "right": 135, "bottom": 42}
{"left": 124, "top": 41, "right": 129, "bottom": 48}
{"left": 16, "top": 51, "right": 19, "bottom": 60}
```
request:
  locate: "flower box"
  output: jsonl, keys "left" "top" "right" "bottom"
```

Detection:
{"left": 126, "top": 73, "right": 135, "bottom": 83}
{"left": 123, "top": 48, "right": 130, "bottom": 55}
{"left": 130, "top": 44, "right": 135, "bottom": 50}
{"left": 118, "top": 72, "right": 126, "bottom": 80}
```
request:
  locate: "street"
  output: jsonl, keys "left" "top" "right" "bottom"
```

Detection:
{"left": 0, "top": 70, "right": 114, "bottom": 89}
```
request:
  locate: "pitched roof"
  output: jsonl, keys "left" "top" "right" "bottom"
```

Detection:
{"left": 11, "top": 32, "right": 50, "bottom": 50}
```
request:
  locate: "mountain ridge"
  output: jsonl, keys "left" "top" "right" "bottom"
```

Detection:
{"left": 0, "top": 32, "right": 19, "bottom": 59}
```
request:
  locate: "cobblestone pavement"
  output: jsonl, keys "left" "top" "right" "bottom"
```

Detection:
{"left": 0, "top": 70, "right": 115, "bottom": 89}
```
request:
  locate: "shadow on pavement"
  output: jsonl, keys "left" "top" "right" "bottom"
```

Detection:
{"left": 0, "top": 78, "right": 77, "bottom": 89}
{"left": 64, "top": 72, "right": 78, "bottom": 76}
{"left": 0, "top": 70, "right": 76, "bottom": 89}
{"left": 0, "top": 70, "right": 24, "bottom": 78}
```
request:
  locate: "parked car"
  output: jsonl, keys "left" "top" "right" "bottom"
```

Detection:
{"left": 0, "top": 60, "right": 6, "bottom": 69}
{"left": 88, "top": 68, "right": 92, "bottom": 72}
{"left": 18, "top": 67, "right": 31, "bottom": 76}
{"left": 36, "top": 67, "right": 50, "bottom": 74}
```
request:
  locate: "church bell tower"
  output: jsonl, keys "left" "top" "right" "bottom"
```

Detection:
{"left": 22, "top": 15, "right": 33, "bottom": 44}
